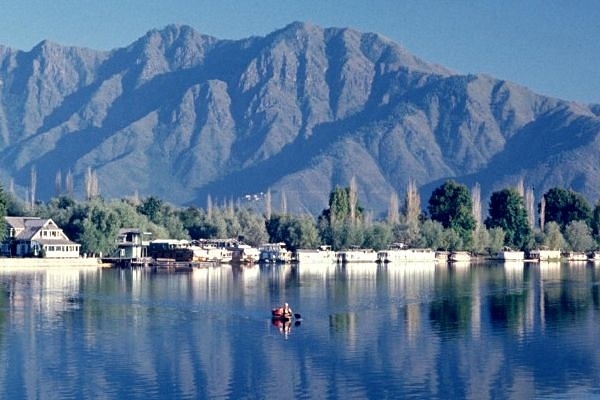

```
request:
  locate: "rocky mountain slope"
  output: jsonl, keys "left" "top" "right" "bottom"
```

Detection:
{"left": 0, "top": 22, "right": 599, "bottom": 216}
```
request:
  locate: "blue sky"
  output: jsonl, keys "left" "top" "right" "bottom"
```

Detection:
{"left": 1, "top": 1, "right": 599, "bottom": 104}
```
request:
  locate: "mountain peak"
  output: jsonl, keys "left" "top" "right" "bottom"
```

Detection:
{"left": 134, "top": 24, "right": 217, "bottom": 51}
{"left": 0, "top": 23, "right": 599, "bottom": 215}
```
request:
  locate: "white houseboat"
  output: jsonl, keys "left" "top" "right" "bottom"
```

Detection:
{"left": 563, "top": 251, "right": 587, "bottom": 262}
{"left": 204, "top": 238, "right": 260, "bottom": 264}
{"left": 190, "top": 242, "right": 232, "bottom": 263}
{"left": 259, "top": 242, "right": 292, "bottom": 264}
{"left": 527, "top": 249, "right": 561, "bottom": 262}
{"left": 295, "top": 245, "right": 336, "bottom": 264}
{"left": 492, "top": 248, "right": 525, "bottom": 261}
{"left": 337, "top": 247, "right": 378, "bottom": 264}
{"left": 377, "top": 247, "right": 436, "bottom": 264}
{"left": 449, "top": 251, "right": 471, "bottom": 263}
{"left": 435, "top": 251, "right": 449, "bottom": 264}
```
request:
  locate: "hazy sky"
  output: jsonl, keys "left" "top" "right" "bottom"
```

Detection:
{"left": 1, "top": 1, "right": 599, "bottom": 104}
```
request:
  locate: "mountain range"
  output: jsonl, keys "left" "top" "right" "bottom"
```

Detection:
{"left": 0, "top": 22, "right": 599, "bottom": 217}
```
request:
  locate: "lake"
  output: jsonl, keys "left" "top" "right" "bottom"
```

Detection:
{"left": 0, "top": 261, "right": 599, "bottom": 399}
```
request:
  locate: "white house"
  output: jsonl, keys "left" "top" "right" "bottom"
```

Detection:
{"left": 2, "top": 217, "right": 81, "bottom": 258}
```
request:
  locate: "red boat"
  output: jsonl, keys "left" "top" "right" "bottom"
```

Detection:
{"left": 271, "top": 307, "right": 292, "bottom": 321}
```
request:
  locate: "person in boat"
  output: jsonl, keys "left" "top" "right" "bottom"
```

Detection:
{"left": 282, "top": 302, "right": 293, "bottom": 317}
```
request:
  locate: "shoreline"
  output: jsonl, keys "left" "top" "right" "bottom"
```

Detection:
{"left": 0, "top": 257, "right": 109, "bottom": 269}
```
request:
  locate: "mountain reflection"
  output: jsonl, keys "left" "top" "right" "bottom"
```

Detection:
{"left": 0, "top": 262, "right": 598, "bottom": 398}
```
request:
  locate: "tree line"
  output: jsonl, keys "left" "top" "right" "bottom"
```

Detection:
{"left": 0, "top": 178, "right": 599, "bottom": 256}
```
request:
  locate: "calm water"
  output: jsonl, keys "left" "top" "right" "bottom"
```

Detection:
{"left": 0, "top": 261, "right": 599, "bottom": 399}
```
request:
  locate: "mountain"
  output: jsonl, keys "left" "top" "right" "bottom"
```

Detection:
{"left": 0, "top": 22, "right": 599, "bottom": 216}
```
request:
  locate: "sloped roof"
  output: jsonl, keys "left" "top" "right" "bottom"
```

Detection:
{"left": 5, "top": 216, "right": 42, "bottom": 231}
{"left": 118, "top": 228, "right": 142, "bottom": 235}
{"left": 4, "top": 217, "right": 72, "bottom": 242}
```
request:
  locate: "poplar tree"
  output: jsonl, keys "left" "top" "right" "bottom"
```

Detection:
{"left": 387, "top": 191, "right": 399, "bottom": 224}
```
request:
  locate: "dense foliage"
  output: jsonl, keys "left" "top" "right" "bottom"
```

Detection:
{"left": 542, "top": 188, "right": 591, "bottom": 230}
{"left": 485, "top": 188, "right": 532, "bottom": 250}
{"left": 427, "top": 180, "right": 476, "bottom": 244}
{"left": 2, "top": 182, "right": 600, "bottom": 256}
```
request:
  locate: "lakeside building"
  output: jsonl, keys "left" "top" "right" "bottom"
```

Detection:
{"left": 527, "top": 249, "right": 561, "bottom": 262}
{"left": 1, "top": 216, "right": 81, "bottom": 258}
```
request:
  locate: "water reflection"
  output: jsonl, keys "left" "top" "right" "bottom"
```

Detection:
{"left": 0, "top": 262, "right": 598, "bottom": 398}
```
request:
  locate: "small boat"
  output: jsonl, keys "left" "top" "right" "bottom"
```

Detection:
{"left": 272, "top": 307, "right": 292, "bottom": 320}
{"left": 271, "top": 308, "right": 301, "bottom": 321}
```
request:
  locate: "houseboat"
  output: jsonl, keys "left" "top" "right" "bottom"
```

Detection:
{"left": 294, "top": 245, "right": 336, "bottom": 264}
{"left": 230, "top": 243, "right": 260, "bottom": 264}
{"left": 435, "top": 251, "right": 449, "bottom": 264}
{"left": 449, "top": 251, "right": 471, "bottom": 263}
{"left": 190, "top": 241, "right": 233, "bottom": 263}
{"left": 103, "top": 228, "right": 152, "bottom": 267}
{"left": 377, "top": 247, "right": 436, "bottom": 264}
{"left": 492, "top": 248, "right": 525, "bottom": 261}
{"left": 563, "top": 251, "right": 587, "bottom": 262}
{"left": 202, "top": 238, "right": 260, "bottom": 264}
{"left": 336, "top": 247, "right": 378, "bottom": 264}
{"left": 527, "top": 249, "right": 561, "bottom": 262}
{"left": 148, "top": 239, "right": 195, "bottom": 262}
{"left": 259, "top": 242, "right": 292, "bottom": 264}
{"left": 588, "top": 251, "right": 600, "bottom": 263}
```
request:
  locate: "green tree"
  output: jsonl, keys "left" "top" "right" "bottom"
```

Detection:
{"left": 4, "top": 191, "right": 27, "bottom": 217}
{"left": 330, "top": 221, "right": 364, "bottom": 250}
{"left": 484, "top": 188, "right": 532, "bottom": 250}
{"left": 234, "top": 208, "right": 268, "bottom": 247}
{"left": 541, "top": 188, "right": 591, "bottom": 231}
{"left": 363, "top": 222, "right": 393, "bottom": 251}
{"left": 543, "top": 221, "right": 567, "bottom": 250}
{"left": 442, "top": 228, "right": 463, "bottom": 251}
{"left": 154, "top": 202, "right": 187, "bottom": 239}
{"left": 417, "top": 219, "right": 446, "bottom": 250}
{"left": 267, "top": 214, "right": 320, "bottom": 250}
{"left": 70, "top": 199, "right": 122, "bottom": 255}
{"left": 320, "top": 186, "right": 363, "bottom": 226}
{"left": 318, "top": 186, "right": 365, "bottom": 250}
{"left": 179, "top": 206, "right": 205, "bottom": 239}
{"left": 471, "top": 227, "right": 490, "bottom": 255}
{"left": 137, "top": 196, "right": 164, "bottom": 224}
{"left": 200, "top": 208, "right": 228, "bottom": 239}
{"left": 427, "top": 180, "right": 476, "bottom": 244}
{"left": 487, "top": 227, "right": 506, "bottom": 254}
{"left": 111, "top": 199, "right": 166, "bottom": 239}
{"left": 38, "top": 195, "right": 78, "bottom": 229}
{"left": 564, "top": 220, "right": 595, "bottom": 252}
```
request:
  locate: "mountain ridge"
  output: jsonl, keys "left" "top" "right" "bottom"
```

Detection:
{"left": 0, "top": 22, "right": 598, "bottom": 216}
